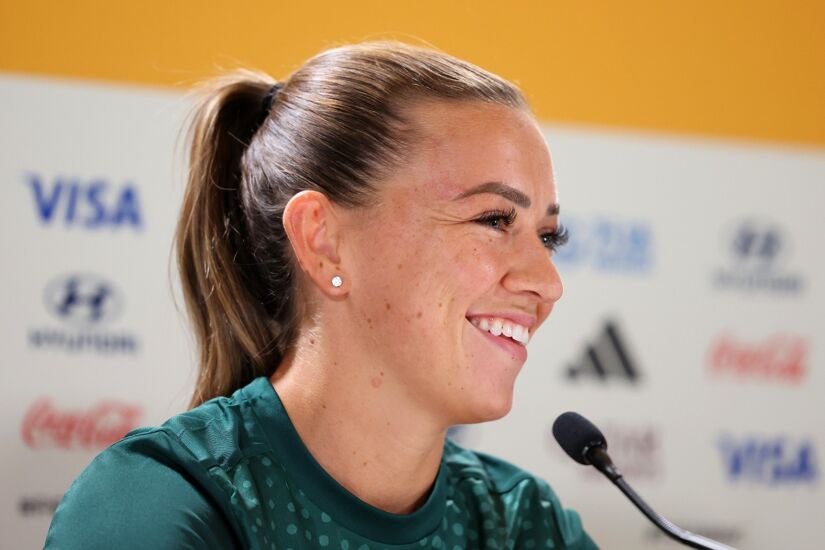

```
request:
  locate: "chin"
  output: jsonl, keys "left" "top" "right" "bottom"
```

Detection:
{"left": 454, "top": 387, "right": 515, "bottom": 425}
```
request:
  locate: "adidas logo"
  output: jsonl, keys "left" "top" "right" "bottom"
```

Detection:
{"left": 565, "top": 320, "right": 641, "bottom": 382}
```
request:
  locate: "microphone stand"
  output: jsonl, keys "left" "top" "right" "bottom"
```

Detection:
{"left": 587, "top": 448, "right": 736, "bottom": 550}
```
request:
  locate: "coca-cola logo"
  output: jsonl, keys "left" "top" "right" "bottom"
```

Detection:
{"left": 708, "top": 333, "right": 807, "bottom": 382}
{"left": 21, "top": 398, "right": 143, "bottom": 450}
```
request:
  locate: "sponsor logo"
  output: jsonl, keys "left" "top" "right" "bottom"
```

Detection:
{"left": 707, "top": 332, "right": 808, "bottom": 382}
{"left": 21, "top": 397, "right": 142, "bottom": 450}
{"left": 554, "top": 216, "right": 653, "bottom": 273}
{"left": 18, "top": 496, "right": 62, "bottom": 517}
{"left": 645, "top": 524, "right": 744, "bottom": 546}
{"left": 28, "top": 273, "right": 139, "bottom": 354}
{"left": 26, "top": 172, "right": 143, "bottom": 230}
{"left": 717, "top": 435, "right": 817, "bottom": 484}
{"left": 712, "top": 220, "right": 804, "bottom": 294}
{"left": 565, "top": 320, "right": 641, "bottom": 383}
{"left": 43, "top": 273, "right": 124, "bottom": 326}
{"left": 546, "top": 421, "right": 661, "bottom": 480}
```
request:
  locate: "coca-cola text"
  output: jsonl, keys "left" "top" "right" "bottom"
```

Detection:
{"left": 21, "top": 398, "right": 143, "bottom": 450}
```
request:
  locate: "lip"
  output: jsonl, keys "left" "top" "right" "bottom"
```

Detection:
{"left": 465, "top": 318, "right": 529, "bottom": 363}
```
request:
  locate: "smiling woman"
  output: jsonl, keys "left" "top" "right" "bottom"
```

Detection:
{"left": 44, "top": 41, "right": 597, "bottom": 550}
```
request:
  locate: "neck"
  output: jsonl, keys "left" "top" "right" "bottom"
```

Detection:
{"left": 270, "top": 324, "right": 447, "bottom": 514}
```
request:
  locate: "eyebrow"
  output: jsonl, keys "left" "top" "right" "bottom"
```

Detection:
{"left": 455, "top": 181, "right": 560, "bottom": 216}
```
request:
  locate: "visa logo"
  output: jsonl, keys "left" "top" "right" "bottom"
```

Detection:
{"left": 26, "top": 173, "right": 143, "bottom": 229}
{"left": 718, "top": 435, "right": 817, "bottom": 484}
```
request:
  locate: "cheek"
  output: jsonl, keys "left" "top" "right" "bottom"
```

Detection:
{"left": 349, "top": 216, "right": 505, "bottom": 334}
{"left": 448, "top": 234, "right": 504, "bottom": 292}
{"left": 349, "top": 223, "right": 440, "bottom": 327}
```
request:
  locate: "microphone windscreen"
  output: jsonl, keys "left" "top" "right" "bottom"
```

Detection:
{"left": 552, "top": 411, "right": 608, "bottom": 465}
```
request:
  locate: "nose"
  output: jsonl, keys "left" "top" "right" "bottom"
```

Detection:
{"left": 501, "top": 235, "right": 563, "bottom": 303}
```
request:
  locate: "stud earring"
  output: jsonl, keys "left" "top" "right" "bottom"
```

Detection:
{"left": 331, "top": 275, "right": 343, "bottom": 288}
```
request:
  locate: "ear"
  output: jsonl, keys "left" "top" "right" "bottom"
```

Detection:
{"left": 282, "top": 190, "right": 348, "bottom": 296}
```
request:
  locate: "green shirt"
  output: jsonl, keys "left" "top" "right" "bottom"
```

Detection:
{"left": 45, "top": 377, "right": 598, "bottom": 550}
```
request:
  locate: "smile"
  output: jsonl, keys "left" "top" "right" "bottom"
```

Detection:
{"left": 467, "top": 316, "right": 530, "bottom": 345}
{"left": 467, "top": 318, "right": 529, "bottom": 364}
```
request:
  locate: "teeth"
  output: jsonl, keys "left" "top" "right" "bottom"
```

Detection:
{"left": 469, "top": 316, "right": 530, "bottom": 345}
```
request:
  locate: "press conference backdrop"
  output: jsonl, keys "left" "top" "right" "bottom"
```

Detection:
{"left": 1, "top": 3, "right": 824, "bottom": 549}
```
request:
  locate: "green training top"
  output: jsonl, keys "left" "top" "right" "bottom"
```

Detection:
{"left": 45, "top": 377, "right": 598, "bottom": 550}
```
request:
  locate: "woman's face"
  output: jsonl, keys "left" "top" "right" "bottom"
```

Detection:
{"left": 340, "top": 100, "right": 563, "bottom": 426}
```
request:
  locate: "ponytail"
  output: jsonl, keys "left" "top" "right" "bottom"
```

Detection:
{"left": 176, "top": 70, "right": 286, "bottom": 408}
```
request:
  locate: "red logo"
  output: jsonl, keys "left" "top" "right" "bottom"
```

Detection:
{"left": 708, "top": 333, "right": 807, "bottom": 382}
{"left": 21, "top": 398, "right": 143, "bottom": 450}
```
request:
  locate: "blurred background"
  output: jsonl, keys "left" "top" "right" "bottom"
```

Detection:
{"left": 1, "top": 1, "right": 823, "bottom": 548}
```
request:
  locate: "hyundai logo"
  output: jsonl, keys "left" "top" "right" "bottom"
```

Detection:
{"left": 43, "top": 274, "right": 124, "bottom": 327}
{"left": 728, "top": 220, "right": 786, "bottom": 267}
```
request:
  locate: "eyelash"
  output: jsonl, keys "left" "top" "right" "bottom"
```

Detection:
{"left": 473, "top": 208, "right": 569, "bottom": 252}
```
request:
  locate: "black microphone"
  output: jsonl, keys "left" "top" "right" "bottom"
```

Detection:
{"left": 552, "top": 412, "right": 737, "bottom": 550}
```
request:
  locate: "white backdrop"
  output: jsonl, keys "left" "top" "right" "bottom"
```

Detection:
{"left": 1, "top": 74, "right": 823, "bottom": 549}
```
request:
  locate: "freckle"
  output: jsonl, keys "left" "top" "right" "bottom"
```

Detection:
{"left": 352, "top": 450, "right": 357, "bottom": 455}
{"left": 386, "top": 421, "right": 390, "bottom": 426}
{"left": 321, "top": 404, "right": 326, "bottom": 409}
{"left": 379, "top": 371, "right": 384, "bottom": 376}
{"left": 416, "top": 311, "right": 422, "bottom": 318}
{"left": 397, "top": 263, "right": 403, "bottom": 270}
{"left": 447, "top": 381, "right": 451, "bottom": 386}
{"left": 438, "top": 302, "right": 443, "bottom": 308}
{"left": 460, "top": 386, "right": 465, "bottom": 390}
{"left": 363, "top": 461, "right": 368, "bottom": 467}
{"left": 385, "top": 301, "right": 391, "bottom": 310}
{"left": 319, "top": 261, "right": 323, "bottom": 267}
{"left": 371, "top": 377, "right": 383, "bottom": 388}
{"left": 309, "top": 338, "right": 315, "bottom": 344}
{"left": 333, "top": 361, "right": 338, "bottom": 366}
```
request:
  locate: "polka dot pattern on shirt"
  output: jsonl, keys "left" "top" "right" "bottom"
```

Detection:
{"left": 217, "top": 452, "right": 589, "bottom": 550}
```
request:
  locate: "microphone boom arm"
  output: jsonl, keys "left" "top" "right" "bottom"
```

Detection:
{"left": 587, "top": 447, "right": 736, "bottom": 550}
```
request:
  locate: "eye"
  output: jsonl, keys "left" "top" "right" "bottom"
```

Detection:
{"left": 474, "top": 207, "right": 517, "bottom": 231}
{"left": 540, "top": 224, "right": 569, "bottom": 252}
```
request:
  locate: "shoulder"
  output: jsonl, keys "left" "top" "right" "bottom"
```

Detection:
{"left": 443, "top": 437, "right": 599, "bottom": 549}
{"left": 44, "top": 391, "right": 254, "bottom": 550}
